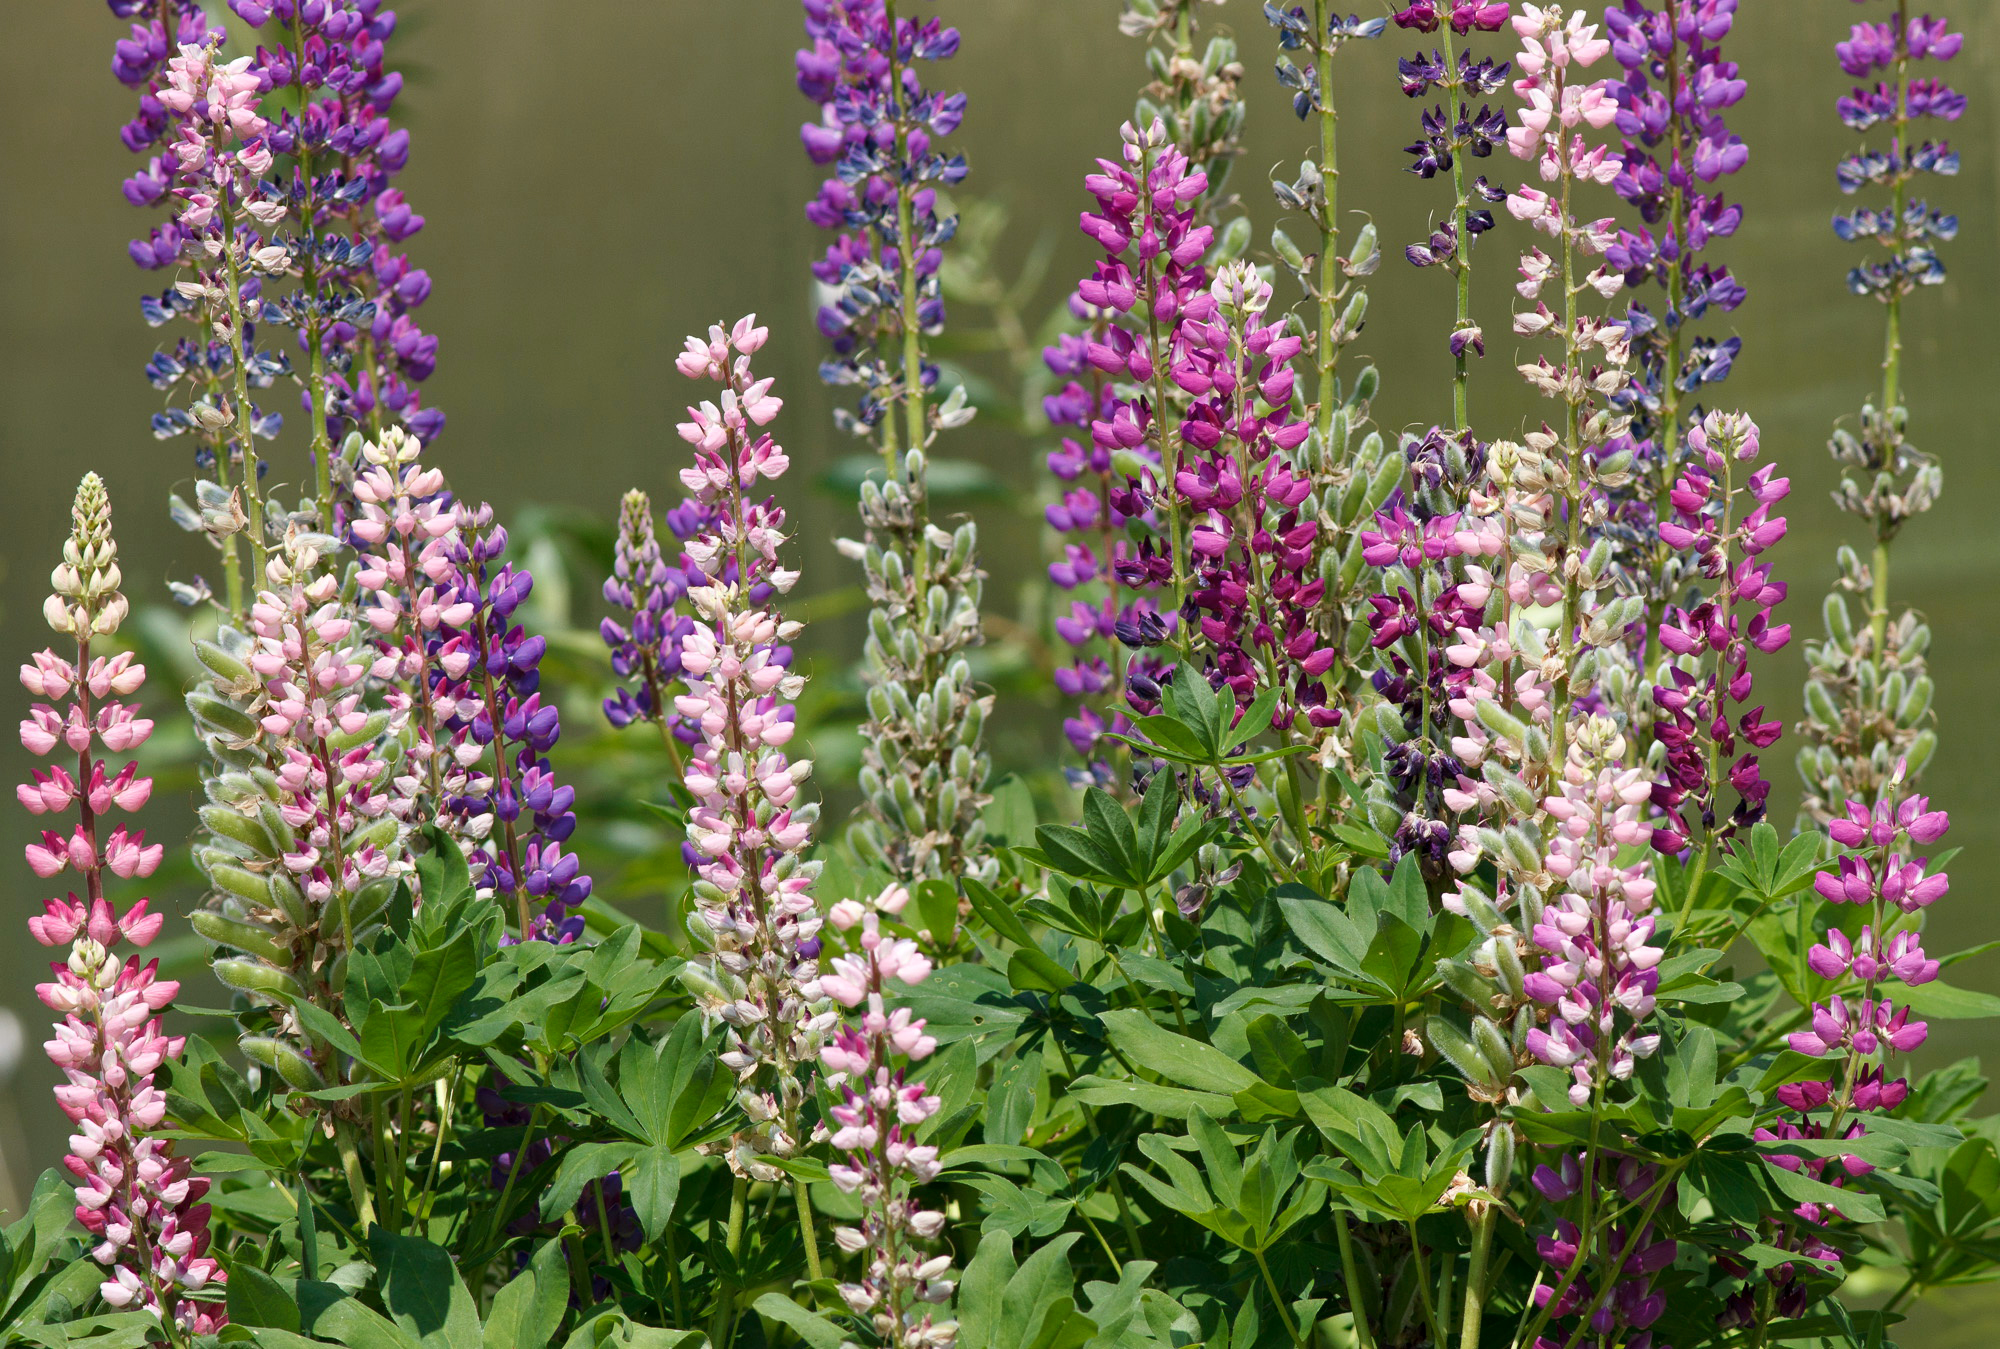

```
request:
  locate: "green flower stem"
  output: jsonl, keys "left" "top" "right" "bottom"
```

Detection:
{"left": 793, "top": 1177, "right": 823, "bottom": 1282}
{"left": 1407, "top": 1222, "right": 1447, "bottom": 1349}
{"left": 707, "top": 1176, "right": 749, "bottom": 1349}
{"left": 1459, "top": 1205, "right": 1497, "bottom": 1349}
{"left": 1439, "top": 20, "right": 1472, "bottom": 432}
{"left": 1310, "top": 0, "right": 1343, "bottom": 438}
{"left": 1255, "top": 1247, "right": 1310, "bottom": 1349}
{"left": 219, "top": 213, "right": 268, "bottom": 581}
{"left": 1870, "top": 0, "right": 1911, "bottom": 653}
{"left": 1333, "top": 1210, "right": 1376, "bottom": 1349}
{"left": 334, "top": 1117, "right": 378, "bottom": 1232}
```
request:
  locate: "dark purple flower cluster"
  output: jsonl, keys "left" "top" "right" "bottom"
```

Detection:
{"left": 107, "top": 1, "right": 288, "bottom": 486}
{"left": 601, "top": 489, "right": 710, "bottom": 739}
{"left": 1602, "top": 0, "right": 1749, "bottom": 449}
{"left": 1391, "top": 0, "right": 1509, "bottom": 32}
{"left": 796, "top": 0, "right": 966, "bottom": 435}
{"left": 227, "top": 0, "right": 443, "bottom": 450}
{"left": 1833, "top": 4, "right": 1965, "bottom": 299}
{"left": 430, "top": 504, "right": 592, "bottom": 944}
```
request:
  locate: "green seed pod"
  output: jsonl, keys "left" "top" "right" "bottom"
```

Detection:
{"left": 274, "top": 1042, "right": 324, "bottom": 1090}
{"left": 1348, "top": 223, "right": 1377, "bottom": 268}
{"left": 186, "top": 693, "right": 260, "bottom": 742}
{"left": 328, "top": 709, "right": 391, "bottom": 751}
{"left": 1484, "top": 1126, "right": 1516, "bottom": 1192}
{"left": 207, "top": 861, "right": 270, "bottom": 904}
{"left": 239, "top": 1034, "right": 283, "bottom": 1070}
{"left": 200, "top": 805, "right": 280, "bottom": 858}
{"left": 1473, "top": 1016, "right": 1515, "bottom": 1084}
{"left": 1906, "top": 728, "right": 1938, "bottom": 777}
{"left": 1350, "top": 364, "right": 1380, "bottom": 406}
{"left": 268, "top": 873, "right": 312, "bottom": 930}
{"left": 1426, "top": 1016, "right": 1500, "bottom": 1090}
{"left": 1339, "top": 289, "right": 1368, "bottom": 338}
{"left": 213, "top": 958, "right": 304, "bottom": 999}
{"left": 1438, "top": 959, "right": 1497, "bottom": 1009}
{"left": 1803, "top": 678, "right": 1841, "bottom": 728}
{"left": 1270, "top": 226, "right": 1306, "bottom": 273}
{"left": 192, "top": 639, "right": 256, "bottom": 690}
{"left": 1822, "top": 593, "right": 1854, "bottom": 650}
{"left": 851, "top": 824, "right": 890, "bottom": 871}
{"left": 1897, "top": 675, "right": 1934, "bottom": 726}
{"left": 1492, "top": 938, "right": 1527, "bottom": 1001}
{"left": 190, "top": 910, "right": 291, "bottom": 965}
{"left": 1212, "top": 214, "right": 1252, "bottom": 264}
{"left": 347, "top": 876, "right": 399, "bottom": 931}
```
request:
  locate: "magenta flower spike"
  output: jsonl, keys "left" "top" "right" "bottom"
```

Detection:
{"left": 21, "top": 474, "right": 225, "bottom": 1337}
{"left": 1173, "top": 261, "right": 1341, "bottom": 733}
{"left": 1648, "top": 411, "right": 1790, "bottom": 853}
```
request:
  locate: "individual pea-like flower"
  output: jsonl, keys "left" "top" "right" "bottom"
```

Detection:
{"left": 21, "top": 475, "right": 226, "bottom": 1338}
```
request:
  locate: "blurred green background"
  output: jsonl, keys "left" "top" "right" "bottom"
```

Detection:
{"left": 1, "top": 1, "right": 1996, "bottom": 1337}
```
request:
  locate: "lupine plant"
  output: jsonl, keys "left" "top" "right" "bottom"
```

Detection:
{"left": 16, "top": 2, "right": 2000, "bottom": 1347}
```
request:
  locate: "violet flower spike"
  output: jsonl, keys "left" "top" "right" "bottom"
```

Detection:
{"left": 424, "top": 502, "right": 594, "bottom": 944}
{"left": 1799, "top": 0, "right": 1962, "bottom": 824}
{"left": 228, "top": 0, "right": 444, "bottom": 518}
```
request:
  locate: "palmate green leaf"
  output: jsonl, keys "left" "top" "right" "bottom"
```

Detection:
{"left": 358, "top": 1001, "right": 425, "bottom": 1083}
{"left": 1070, "top": 1075, "right": 1235, "bottom": 1119}
{"left": 957, "top": 1231, "right": 1097, "bottom": 1349}
{"left": 227, "top": 1264, "right": 303, "bottom": 1332}
{"left": 1764, "top": 1156, "right": 1887, "bottom": 1224}
{"left": 1100, "top": 1010, "right": 1263, "bottom": 1097}
{"left": 483, "top": 1238, "right": 570, "bottom": 1349}
{"left": 539, "top": 1141, "right": 630, "bottom": 1222}
{"left": 1162, "top": 666, "right": 1228, "bottom": 757}
{"left": 965, "top": 877, "right": 1038, "bottom": 948}
{"left": 624, "top": 1145, "right": 681, "bottom": 1243}
{"left": 1008, "top": 946, "right": 1078, "bottom": 994}
{"left": 370, "top": 1230, "right": 482, "bottom": 1349}
{"left": 1124, "top": 715, "right": 1215, "bottom": 764}
{"left": 1275, "top": 886, "right": 1369, "bottom": 969}
{"left": 964, "top": 1173, "right": 1075, "bottom": 1238}
{"left": 617, "top": 1015, "right": 728, "bottom": 1149}
{"left": 753, "top": 1293, "right": 847, "bottom": 1349}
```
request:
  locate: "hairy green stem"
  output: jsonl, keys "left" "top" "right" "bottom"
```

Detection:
{"left": 1334, "top": 1210, "right": 1376, "bottom": 1349}
{"left": 1459, "top": 1205, "right": 1497, "bottom": 1349}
